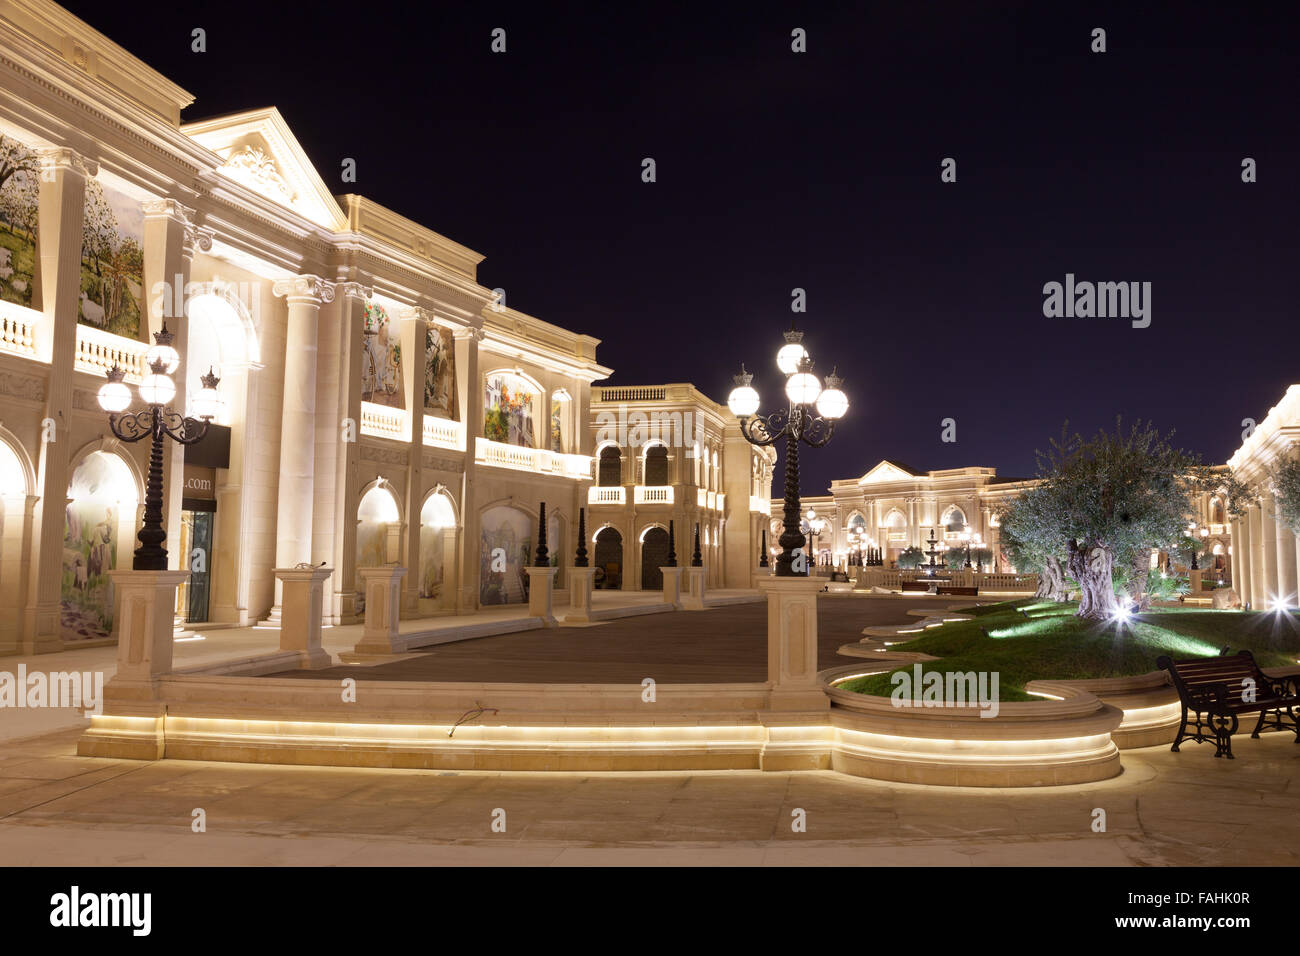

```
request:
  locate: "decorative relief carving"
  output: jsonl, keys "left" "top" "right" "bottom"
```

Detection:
{"left": 272, "top": 275, "right": 336, "bottom": 304}
{"left": 221, "top": 145, "right": 295, "bottom": 203}
{"left": 0, "top": 372, "right": 46, "bottom": 402}
{"left": 183, "top": 223, "right": 215, "bottom": 257}
{"left": 338, "top": 282, "right": 373, "bottom": 301}
{"left": 361, "top": 444, "right": 409, "bottom": 466}
{"left": 36, "top": 147, "right": 97, "bottom": 178}
{"left": 423, "top": 454, "right": 462, "bottom": 472}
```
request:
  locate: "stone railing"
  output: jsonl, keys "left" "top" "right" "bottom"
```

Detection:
{"left": 588, "top": 485, "right": 626, "bottom": 506}
{"left": 633, "top": 485, "right": 673, "bottom": 505}
{"left": 475, "top": 438, "right": 594, "bottom": 479}
{"left": 851, "top": 568, "right": 1038, "bottom": 592}
{"left": 594, "top": 385, "right": 667, "bottom": 403}
{"left": 360, "top": 401, "right": 406, "bottom": 440}
{"left": 422, "top": 415, "right": 465, "bottom": 451}
{"left": 74, "top": 325, "right": 149, "bottom": 383}
{"left": 0, "top": 302, "right": 39, "bottom": 359}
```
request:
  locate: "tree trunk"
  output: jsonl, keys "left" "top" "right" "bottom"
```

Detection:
{"left": 1068, "top": 538, "right": 1118, "bottom": 620}
{"left": 1129, "top": 554, "right": 1151, "bottom": 611}
{"left": 1036, "top": 555, "right": 1069, "bottom": 602}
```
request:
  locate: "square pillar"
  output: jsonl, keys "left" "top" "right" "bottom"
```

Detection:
{"left": 274, "top": 566, "right": 333, "bottom": 668}
{"left": 760, "top": 576, "right": 828, "bottom": 712}
{"left": 353, "top": 565, "right": 407, "bottom": 654}
{"left": 527, "top": 566, "right": 558, "bottom": 626}
{"left": 566, "top": 567, "right": 597, "bottom": 622}
{"left": 330, "top": 282, "right": 371, "bottom": 623}
{"left": 109, "top": 569, "right": 190, "bottom": 685}
{"left": 660, "top": 566, "right": 684, "bottom": 609}
{"left": 682, "top": 565, "right": 708, "bottom": 610}
{"left": 24, "top": 149, "right": 93, "bottom": 653}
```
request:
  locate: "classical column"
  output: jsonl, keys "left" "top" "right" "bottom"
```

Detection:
{"left": 1229, "top": 515, "right": 1243, "bottom": 599}
{"left": 267, "top": 275, "right": 335, "bottom": 618}
{"left": 1274, "top": 497, "right": 1297, "bottom": 607}
{"left": 23, "top": 148, "right": 94, "bottom": 653}
{"left": 454, "top": 327, "right": 483, "bottom": 611}
{"left": 401, "top": 307, "right": 429, "bottom": 614}
{"left": 0, "top": 495, "right": 37, "bottom": 654}
{"left": 1248, "top": 500, "right": 1266, "bottom": 609}
{"left": 1260, "top": 496, "right": 1279, "bottom": 608}
{"left": 330, "top": 281, "right": 370, "bottom": 623}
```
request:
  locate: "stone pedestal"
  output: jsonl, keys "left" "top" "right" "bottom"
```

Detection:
{"left": 760, "top": 576, "right": 829, "bottom": 712}
{"left": 682, "top": 566, "right": 708, "bottom": 610}
{"left": 109, "top": 569, "right": 191, "bottom": 686}
{"left": 566, "top": 567, "right": 597, "bottom": 622}
{"left": 660, "top": 567, "right": 684, "bottom": 610}
{"left": 527, "top": 567, "right": 558, "bottom": 626}
{"left": 274, "top": 566, "right": 333, "bottom": 669}
{"left": 353, "top": 566, "right": 407, "bottom": 654}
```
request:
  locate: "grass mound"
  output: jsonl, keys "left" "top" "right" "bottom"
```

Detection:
{"left": 838, "top": 600, "right": 1300, "bottom": 702}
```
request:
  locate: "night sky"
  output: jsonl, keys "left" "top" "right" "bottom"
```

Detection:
{"left": 62, "top": 0, "right": 1298, "bottom": 495}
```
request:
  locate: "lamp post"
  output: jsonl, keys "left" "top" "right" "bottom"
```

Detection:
{"left": 97, "top": 324, "right": 220, "bottom": 570}
{"left": 728, "top": 328, "right": 848, "bottom": 577}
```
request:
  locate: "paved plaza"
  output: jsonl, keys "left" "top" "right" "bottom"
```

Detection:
{"left": 1, "top": 724, "right": 1297, "bottom": 866}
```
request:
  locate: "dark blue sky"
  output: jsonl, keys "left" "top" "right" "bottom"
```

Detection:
{"left": 65, "top": 0, "right": 1299, "bottom": 494}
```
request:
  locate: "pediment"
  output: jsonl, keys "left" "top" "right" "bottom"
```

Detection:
{"left": 182, "top": 107, "right": 346, "bottom": 230}
{"left": 859, "top": 460, "right": 916, "bottom": 484}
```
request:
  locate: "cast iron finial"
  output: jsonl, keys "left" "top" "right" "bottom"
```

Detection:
{"left": 574, "top": 507, "right": 589, "bottom": 567}
{"left": 759, "top": 527, "right": 769, "bottom": 567}
{"left": 667, "top": 520, "right": 678, "bottom": 568}
{"left": 534, "top": 501, "right": 549, "bottom": 567}
{"left": 691, "top": 523, "right": 702, "bottom": 567}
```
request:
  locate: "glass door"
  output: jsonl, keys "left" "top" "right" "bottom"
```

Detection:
{"left": 178, "top": 510, "right": 213, "bottom": 623}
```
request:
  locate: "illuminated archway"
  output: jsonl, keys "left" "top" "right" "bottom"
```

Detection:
{"left": 419, "top": 487, "right": 458, "bottom": 605}
{"left": 355, "top": 481, "right": 401, "bottom": 611}
{"left": 62, "top": 449, "right": 141, "bottom": 641}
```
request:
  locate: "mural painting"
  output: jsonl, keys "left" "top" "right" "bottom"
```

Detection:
{"left": 80, "top": 177, "right": 144, "bottom": 338}
{"left": 483, "top": 373, "right": 536, "bottom": 448}
{"left": 423, "top": 325, "right": 458, "bottom": 420}
{"left": 479, "top": 505, "right": 533, "bottom": 605}
{"left": 0, "top": 134, "right": 39, "bottom": 309}
{"left": 361, "top": 300, "right": 404, "bottom": 407}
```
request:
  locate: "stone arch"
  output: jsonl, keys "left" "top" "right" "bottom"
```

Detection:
{"left": 597, "top": 442, "right": 623, "bottom": 486}
{"left": 355, "top": 479, "right": 402, "bottom": 611}
{"left": 61, "top": 442, "right": 144, "bottom": 642}
{"left": 478, "top": 500, "right": 536, "bottom": 605}
{"left": 0, "top": 425, "right": 35, "bottom": 498}
{"left": 641, "top": 439, "right": 669, "bottom": 486}
{"left": 418, "top": 485, "right": 458, "bottom": 607}
{"left": 940, "top": 505, "right": 967, "bottom": 531}
{"left": 593, "top": 523, "right": 624, "bottom": 590}
{"left": 640, "top": 523, "right": 670, "bottom": 590}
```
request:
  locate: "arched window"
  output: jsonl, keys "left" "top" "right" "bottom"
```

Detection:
{"left": 598, "top": 445, "right": 622, "bottom": 486}
{"left": 644, "top": 443, "right": 668, "bottom": 486}
{"left": 941, "top": 506, "right": 967, "bottom": 532}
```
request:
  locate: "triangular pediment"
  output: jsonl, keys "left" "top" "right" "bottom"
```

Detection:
{"left": 182, "top": 107, "right": 346, "bottom": 230}
{"left": 859, "top": 460, "right": 916, "bottom": 484}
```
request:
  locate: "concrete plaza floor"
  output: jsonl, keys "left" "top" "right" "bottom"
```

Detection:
{"left": 0, "top": 725, "right": 1297, "bottom": 865}
{"left": 3, "top": 592, "right": 1297, "bottom": 865}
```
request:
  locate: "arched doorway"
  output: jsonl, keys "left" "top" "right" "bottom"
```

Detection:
{"left": 594, "top": 526, "right": 623, "bottom": 589}
{"left": 598, "top": 445, "right": 621, "bottom": 486}
{"left": 479, "top": 504, "right": 534, "bottom": 605}
{"left": 62, "top": 450, "right": 139, "bottom": 641}
{"left": 419, "top": 489, "right": 457, "bottom": 611}
{"left": 641, "top": 526, "right": 669, "bottom": 589}
{"left": 355, "top": 482, "right": 400, "bottom": 613}
{"left": 643, "top": 443, "right": 668, "bottom": 486}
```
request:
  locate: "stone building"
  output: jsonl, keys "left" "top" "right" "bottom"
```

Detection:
{"left": 1227, "top": 385, "right": 1300, "bottom": 609}
{"left": 0, "top": 0, "right": 770, "bottom": 654}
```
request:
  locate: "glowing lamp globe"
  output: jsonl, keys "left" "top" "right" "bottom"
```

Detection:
{"left": 139, "top": 372, "right": 176, "bottom": 406}
{"left": 97, "top": 365, "right": 131, "bottom": 413}
{"left": 727, "top": 365, "right": 760, "bottom": 417}
{"left": 144, "top": 324, "right": 180, "bottom": 375}
{"left": 193, "top": 367, "right": 223, "bottom": 420}
{"left": 775, "top": 326, "right": 809, "bottom": 375}
{"left": 785, "top": 357, "right": 821, "bottom": 406}
{"left": 816, "top": 370, "right": 848, "bottom": 419}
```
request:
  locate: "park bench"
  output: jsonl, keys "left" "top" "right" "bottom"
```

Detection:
{"left": 900, "top": 580, "right": 930, "bottom": 592}
{"left": 936, "top": 585, "right": 979, "bottom": 596}
{"left": 1157, "top": 651, "right": 1300, "bottom": 759}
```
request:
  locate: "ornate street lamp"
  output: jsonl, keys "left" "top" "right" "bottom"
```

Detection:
{"left": 728, "top": 328, "right": 848, "bottom": 577}
{"left": 97, "top": 324, "right": 220, "bottom": 571}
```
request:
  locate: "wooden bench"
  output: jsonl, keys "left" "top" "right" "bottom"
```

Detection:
{"left": 900, "top": 581, "right": 930, "bottom": 592}
{"left": 1157, "top": 651, "right": 1300, "bottom": 759}
{"left": 936, "top": 585, "right": 979, "bottom": 596}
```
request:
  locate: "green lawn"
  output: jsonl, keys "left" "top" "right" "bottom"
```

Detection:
{"left": 838, "top": 600, "right": 1300, "bottom": 702}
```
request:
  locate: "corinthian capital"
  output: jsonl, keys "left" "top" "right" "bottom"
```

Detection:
{"left": 183, "top": 223, "right": 215, "bottom": 259}
{"left": 142, "top": 198, "right": 196, "bottom": 222}
{"left": 337, "top": 281, "right": 373, "bottom": 301}
{"left": 273, "top": 274, "right": 336, "bottom": 304}
{"left": 37, "top": 147, "right": 97, "bottom": 178}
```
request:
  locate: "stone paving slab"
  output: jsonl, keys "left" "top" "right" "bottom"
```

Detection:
{"left": 0, "top": 726, "right": 1297, "bottom": 865}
